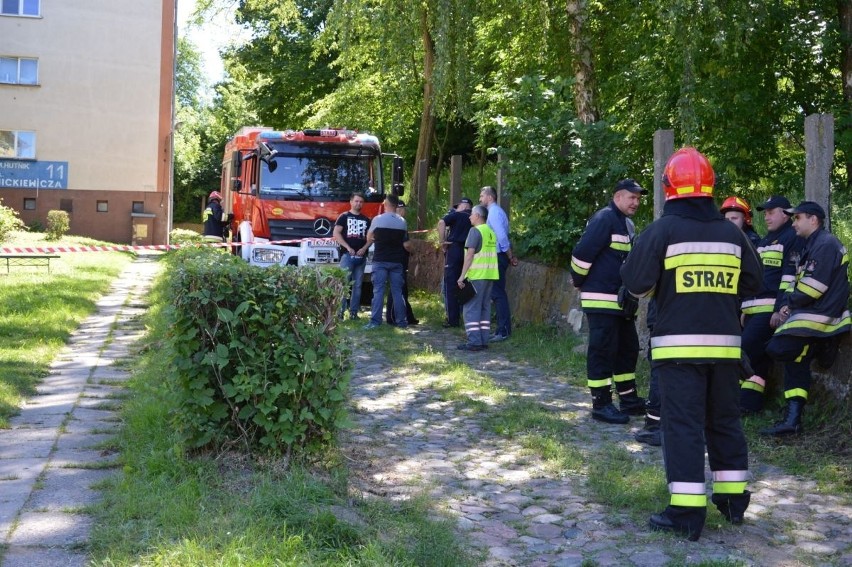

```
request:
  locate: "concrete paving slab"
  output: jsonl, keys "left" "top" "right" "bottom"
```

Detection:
{"left": 0, "top": 435, "right": 54, "bottom": 459}
{"left": 68, "top": 408, "right": 118, "bottom": 423}
{"left": 36, "top": 372, "right": 91, "bottom": 387}
{"left": 52, "top": 431, "right": 115, "bottom": 452}
{"left": 0, "top": 490, "right": 32, "bottom": 540}
{"left": 7, "top": 409, "right": 66, "bottom": 429}
{"left": 8, "top": 510, "right": 93, "bottom": 546}
{"left": 74, "top": 397, "right": 122, "bottom": 411}
{"left": 1, "top": 546, "right": 89, "bottom": 567}
{"left": 24, "top": 468, "right": 114, "bottom": 511}
{"left": 48, "top": 448, "right": 116, "bottom": 469}
{"left": 19, "top": 393, "right": 79, "bottom": 411}
{"left": 0, "top": 458, "right": 47, "bottom": 482}
{"left": 0, "top": 426, "right": 56, "bottom": 451}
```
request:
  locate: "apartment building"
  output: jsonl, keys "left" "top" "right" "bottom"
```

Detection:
{"left": 0, "top": 0, "right": 176, "bottom": 245}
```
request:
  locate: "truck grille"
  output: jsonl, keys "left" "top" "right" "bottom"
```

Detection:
{"left": 268, "top": 219, "right": 332, "bottom": 241}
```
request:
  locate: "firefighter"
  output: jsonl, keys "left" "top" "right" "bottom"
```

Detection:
{"left": 761, "top": 201, "right": 850, "bottom": 436}
{"left": 621, "top": 147, "right": 763, "bottom": 541}
{"left": 720, "top": 196, "right": 761, "bottom": 247}
{"left": 739, "top": 195, "right": 803, "bottom": 414}
{"left": 569, "top": 178, "right": 647, "bottom": 424}
{"left": 202, "top": 191, "right": 230, "bottom": 243}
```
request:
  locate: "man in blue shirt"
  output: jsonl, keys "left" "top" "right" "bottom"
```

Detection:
{"left": 479, "top": 186, "right": 518, "bottom": 342}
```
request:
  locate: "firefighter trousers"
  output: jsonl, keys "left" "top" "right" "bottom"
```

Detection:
{"left": 586, "top": 313, "right": 639, "bottom": 401}
{"left": 741, "top": 313, "right": 775, "bottom": 385}
{"left": 658, "top": 361, "right": 749, "bottom": 530}
{"left": 765, "top": 334, "right": 818, "bottom": 401}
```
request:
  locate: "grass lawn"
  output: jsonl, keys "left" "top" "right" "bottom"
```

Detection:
{"left": 0, "top": 230, "right": 134, "bottom": 427}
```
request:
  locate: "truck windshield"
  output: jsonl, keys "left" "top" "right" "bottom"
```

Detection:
{"left": 259, "top": 143, "right": 382, "bottom": 201}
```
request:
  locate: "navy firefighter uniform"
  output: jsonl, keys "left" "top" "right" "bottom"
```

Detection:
{"left": 570, "top": 179, "right": 646, "bottom": 424}
{"left": 761, "top": 201, "right": 850, "bottom": 436}
{"left": 739, "top": 195, "right": 803, "bottom": 413}
{"left": 621, "top": 147, "right": 763, "bottom": 541}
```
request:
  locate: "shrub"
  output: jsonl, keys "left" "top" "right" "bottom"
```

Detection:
{"left": 163, "top": 247, "right": 350, "bottom": 456}
{"left": 0, "top": 199, "right": 25, "bottom": 243}
{"left": 169, "top": 227, "right": 203, "bottom": 246}
{"left": 45, "top": 210, "right": 70, "bottom": 241}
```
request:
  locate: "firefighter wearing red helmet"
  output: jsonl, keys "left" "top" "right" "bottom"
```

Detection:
{"left": 202, "top": 190, "right": 231, "bottom": 243}
{"left": 621, "top": 147, "right": 763, "bottom": 540}
{"left": 720, "top": 196, "right": 760, "bottom": 247}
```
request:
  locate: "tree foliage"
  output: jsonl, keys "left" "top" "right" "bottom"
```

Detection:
{"left": 183, "top": 0, "right": 851, "bottom": 257}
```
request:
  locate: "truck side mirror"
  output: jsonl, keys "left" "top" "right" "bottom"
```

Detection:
{"left": 232, "top": 179, "right": 242, "bottom": 192}
{"left": 392, "top": 155, "right": 405, "bottom": 196}
{"left": 231, "top": 151, "right": 242, "bottom": 178}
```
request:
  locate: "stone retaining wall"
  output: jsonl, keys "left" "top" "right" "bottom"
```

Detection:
{"left": 408, "top": 238, "right": 851, "bottom": 403}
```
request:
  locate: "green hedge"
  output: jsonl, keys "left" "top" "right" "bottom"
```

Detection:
{"left": 163, "top": 247, "right": 350, "bottom": 456}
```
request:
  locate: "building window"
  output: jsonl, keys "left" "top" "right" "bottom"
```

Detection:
{"left": 132, "top": 201, "right": 145, "bottom": 214}
{"left": 0, "top": 57, "right": 38, "bottom": 85}
{"left": 23, "top": 197, "right": 35, "bottom": 210}
{"left": 59, "top": 198, "right": 72, "bottom": 213}
{"left": 1, "top": 0, "right": 39, "bottom": 16}
{"left": 97, "top": 200, "right": 108, "bottom": 213}
{"left": 0, "top": 130, "right": 35, "bottom": 158}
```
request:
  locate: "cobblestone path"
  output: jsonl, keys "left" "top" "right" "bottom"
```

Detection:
{"left": 342, "top": 326, "right": 851, "bottom": 567}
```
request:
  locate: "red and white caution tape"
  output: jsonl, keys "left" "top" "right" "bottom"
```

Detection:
{"left": 0, "top": 238, "right": 341, "bottom": 255}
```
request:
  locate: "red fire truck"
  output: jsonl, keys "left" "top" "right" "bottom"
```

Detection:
{"left": 220, "top": 127, "right": 404, "bottom": 267}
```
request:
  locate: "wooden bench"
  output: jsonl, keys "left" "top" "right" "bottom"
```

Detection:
{"left": 0, "top": 254, "right": 60, "bottom": 274}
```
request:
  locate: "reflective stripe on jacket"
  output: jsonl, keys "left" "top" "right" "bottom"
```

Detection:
{"left": 620, "top": 199, "right": 763, "bottom": 364}
{"left": 776, "top": 228, "right": 851, "bottom": 338}
{"left": 570, "top": 201, "right": 634, "bottom": 314}
{"left": 742, "top": 221, "right": 803, "bottom": 314}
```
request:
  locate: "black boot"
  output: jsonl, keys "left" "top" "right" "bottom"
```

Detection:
{"left": 648, "top": 506, "right": 704, "bottom": 541}
{"left": 618, "top": 392, "right": 647, "bottom": 416}
{"left": 712, "top": 491, "right": 750, "bottom": 525}
{"left": 759, "top": 399, "right": 805, "bottom": 436}
{"left": 591, "top": 389, "right": 629, "bottom": 424}
{"left": 635, "top": 417, "right": 662, "bottom": 446}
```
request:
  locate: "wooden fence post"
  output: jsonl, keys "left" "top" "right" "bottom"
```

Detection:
{"left": 653, "top": 130, "right": 674, "bottom": 220}
{"left": 804, "top": 114, "right": 834, "bottom": 232}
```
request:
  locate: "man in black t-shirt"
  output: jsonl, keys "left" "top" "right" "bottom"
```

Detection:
{"left": 333, "top": 192, "right": 371, "bottom": 319}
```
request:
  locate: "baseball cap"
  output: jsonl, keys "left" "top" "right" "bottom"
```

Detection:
{"left": 755, "top": 195, "right": 791, "bottom": 211}
{"left": 784, "top": 200, "right": 826, "bottom": 220}
{"left": 614, "top": 178, "right": 647, "bottom": 195}
{"left": 459, "top": 197, "right": 474, "bottom": 205}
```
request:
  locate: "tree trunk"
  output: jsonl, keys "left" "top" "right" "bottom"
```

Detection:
{"left": 412, "top": 10, "right": 437, "bottom": 222}
{"left": 566, "top": 0, "right": 598, "bottom": 124}
{"left": 839, "top": 0, "right": 852, "bottom": 190}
